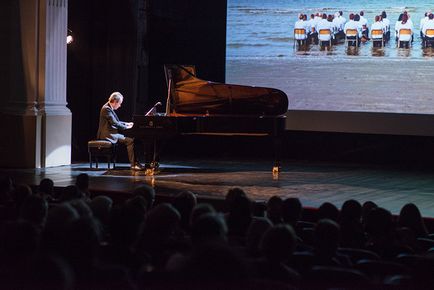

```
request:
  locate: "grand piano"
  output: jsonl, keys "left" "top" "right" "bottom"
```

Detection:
{"left": 127, "top": 64, "right": 288, "bottom": 173}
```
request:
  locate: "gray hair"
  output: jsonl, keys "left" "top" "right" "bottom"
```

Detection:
{"left": 108, "top": 92, "right": 123, "bottom": 103}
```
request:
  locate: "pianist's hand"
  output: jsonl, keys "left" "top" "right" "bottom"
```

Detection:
{"left": 126, "top": 122, "right": 134, "bottom": 129}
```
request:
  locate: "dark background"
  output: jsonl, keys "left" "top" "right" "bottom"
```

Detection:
{"left": 67, "top": 0, "right": 434, "bottom": 168}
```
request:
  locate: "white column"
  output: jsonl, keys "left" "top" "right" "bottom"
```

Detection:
{"left": 0, "top": 0, "right": 71, "bottom": 168}
{"left": 38, "top": 0, "right": 72, "bottom": 167}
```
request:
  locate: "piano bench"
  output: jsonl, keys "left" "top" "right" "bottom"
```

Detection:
{"left": 87, "top": 140, "right": 117, "bottom": 169}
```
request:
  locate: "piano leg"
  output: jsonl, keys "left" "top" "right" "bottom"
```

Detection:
{"left": 150, "top": 138, "right": 160, "bottom": 170}
{"left": 141, "top": 138, "right": 161, "bottom": 174}
{"left": 273, "top": 135, "right": 282, "bottom": 174}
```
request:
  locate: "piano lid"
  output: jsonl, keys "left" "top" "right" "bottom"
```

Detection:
{"left": 164, "top": 64, "right": 289, "bottom": 116}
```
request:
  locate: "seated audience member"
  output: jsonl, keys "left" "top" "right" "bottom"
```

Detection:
{"left": 371, "top": 15, "right": 386, "bottom": 47}
{"left": 253, "top": 224, "right": 300, "bottom": 286}
{"left": 245, "top": 217, "right": 273, "bottom": 257}
{"left": 103, "top": 201, "right": 147, "bottom": 276}
{"left": 381, "top": 11, "right": 391, "bottom": 40}
{"left": 398, "top": 203, "right": 428, "bottom": 238}
{"left": 138, "top": 203, "right": 181, "bottom": 270}
{"left": 89, "top": 195, "right": 113, "bottom": 228}
{"left": 317, "top": 202, "right": 339, "bottom": 222}
{"left": 361, "top": 200, "right": 378, "bottom": 227}
{"left": 223, "top": 187, "right": 246, "bottom": 214}
{"left": 422, "top": 13, "right": 434, "bottom": 47}
{"left": 365, "top": 207, "right": 413, "bottom": 259}
{"left": 344, "top": 13, "right": 361, "bottom": 46}
{"left": 59, "top": 185, "right": 86, "bottom": 202}
{"left": 359, "top": 10, "right": 369, "bottom": 39}
{"left": 172, "top": 191, "right": 197, "bottom": 234}
{"left": 75, "top": 173, "right": 91, "bottom": 201}
{"left": 281, "top": 197, "right": 303, "bottom": 229}
{"left": 266, "top": 195, "right": 283, "bottom": 225}
{"left": 190, "top": 203, "right": 216, "bottom": 228}
{"left": 226, "top": 193, "right": 253, "bottom": 240}
{"left": 339, "top": 199, "right": 365, "bottom": 248}
{"left": 132, "top": 184, "right": 155, "bottom": 210}
{"left": 316, "top": 13, "right": 334, "bottom": 47}
{"left": 38, "top": 178, "right": 56, "bottom": 202}
{"left": 332, "top": 11, "right": 347, "bottom": 39}
{"left": 313, "top": 219, "right": 351, "bottom": 267}
{"left": 294, "top": 13, "right": 309, "bottom": 45}
{"left": 173, "top": 213, "right": 248, "bottom": 288}
{"left": 396, "top": 12, "right": 413, "bottom": 47}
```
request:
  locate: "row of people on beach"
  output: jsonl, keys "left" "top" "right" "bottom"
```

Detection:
{"left": 294, "top": 10, "right": 434, "bottom": 49}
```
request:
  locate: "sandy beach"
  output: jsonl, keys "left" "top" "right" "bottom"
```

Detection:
{"left": 226, "top": 54, "right": 434, "bottom": 114}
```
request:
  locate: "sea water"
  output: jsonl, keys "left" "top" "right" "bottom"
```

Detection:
{"left": 227, "top": 0, "right": 434, "bottom": 59}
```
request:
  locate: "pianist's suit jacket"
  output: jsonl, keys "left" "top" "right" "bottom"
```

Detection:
{"left": 97, "top": 102, "right": 129, "bottom": 143}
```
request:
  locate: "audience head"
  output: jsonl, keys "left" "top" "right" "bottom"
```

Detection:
{"left": 430, "top": 13, "right": 434, "bottom": 20}
{"left": 133, "top": 184, "right": 155, "bottom": 210}
{"left": 354, "top": 14, "right": 360, "bottom": 21}
{"left": 398, "top": 13, "right": 403, "bottom": 22}
{"left": 398, "top": 203, "right": 427, "bottom": 237}
{"left": 224, "top": 187, "right": 246, "bottom": 212}
{"left": 75, "top": 173, "right": 89, "bottom": 194}
{"left": 68, "top": 199, "right": 93, "bottom": 218}
{"left": 315, "top": 219, "right": 340, "bottom": 256}
{"left": 89, "top": 195, "right": 113, "bottom": 225}
{"left": 266, "top": 195, "right": 283, "bottom": 225}
{"left": 381, "top": 11, "right": 387, "bottom": 19}
{"left": 191, "top": 212, "right": 228, "bottom": 246}
{"left": 362, "top": 200, "right": 378, "bottom": 224}
{"left": 63, "top": 217, "right": 101, "bottom": 266}
{"left": 109, "top": 202, "right": 146, "bottom": 247}
{"left": 246, "top": 217, "right": 272, "bottom": 255}
{"left": 190, "top": 203, "right": 215, "bottom": 227}
{"left": 349, "top": 13, "right": 354, "bottom": 20}
{"left": 125, "top": 195, "right": 147, "bottom": 216}
{"left": 318, "top": 202, "right": 339, "bottom": 222}
{"left": 340, "top": 199, "right": 362, "bottom": 222}
{"left": 226, "top": 193, "right": 252, "bottom": 236}
{"left": 145, "top": 203, "right": 180, "bottom": 236}
{"left": 260, "top": 224, "right": 297, "bottom": 263}
{"left": 281, "top": 197, "right": 302, "bottom": 226}
{"left": 172, "top": 191, "right": 197, "bottom": 230}
{"left": 39, "top": 178, "right": 54, "bottom": 197}
{"left": 365, "top": 207, "right": 393, "bottom": 238}
{"left": 401, "top": 13, "right": 408, "bottom": 24}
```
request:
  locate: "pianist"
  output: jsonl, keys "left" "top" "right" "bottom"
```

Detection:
{"left": 97, "top": 92, "right": 144, "bottom": 170}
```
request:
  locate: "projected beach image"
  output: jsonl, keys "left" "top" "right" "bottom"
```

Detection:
{"left": 226, "top": 0, "right": 434, "bottom": 114}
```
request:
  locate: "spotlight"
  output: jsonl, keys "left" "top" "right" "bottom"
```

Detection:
{"left": 67, "top": 29, "right": 74, "bottom": 44}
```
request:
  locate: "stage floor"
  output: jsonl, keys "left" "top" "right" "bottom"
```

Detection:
{"left": 2, "top": 158, "right": 434, "bottom": 217}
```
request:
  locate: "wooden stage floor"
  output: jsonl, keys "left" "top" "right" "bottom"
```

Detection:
{"left": 2, "top": 158, "right": 434, "bottom": 218}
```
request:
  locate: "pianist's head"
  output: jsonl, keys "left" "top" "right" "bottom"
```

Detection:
{"left": 109, "top": 92, "right": 123, "bottom": 110}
